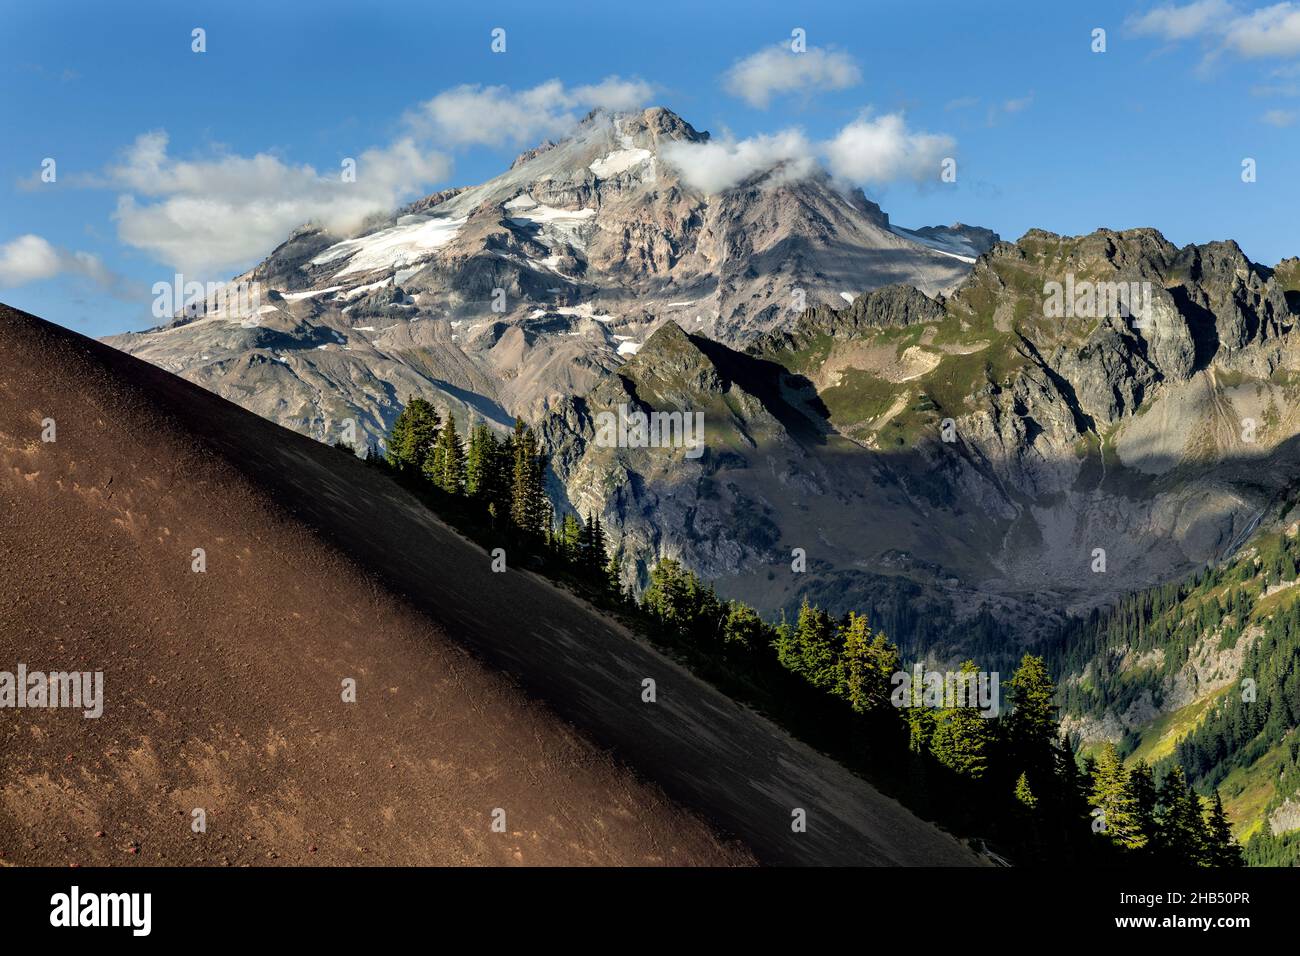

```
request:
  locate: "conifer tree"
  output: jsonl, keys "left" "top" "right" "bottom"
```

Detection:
{"left": 1090, "top": 743, "right": 1143, "bottom": 849}
{"left": 1156, "top": 767, "right": 1206, "bottom": 865}
{"left": 929, "top": 661, "right": 994, "bottom": 780}
{"left": 1053, "top": 733, "right": 1094, "bottom": 844}
{"left": 508, "top": 418, "right": 548, "bottom": 539}
{"left": 1006, "top": 654, "right": 1058, "bottom": 788}
{"left": 643, "top": 558, "right": 691, "bottom": 634}
{"left": 1128, "top": 760, "right": 1159, "bottom": 852}
{"left": 386, "top": 397, "right": 440, "bottom": 473}
{"left": 603, "top": 549, "right": 625, "bottom": 599}
{"left": 1203, "top": 791, "right": 1243, "bottom": 867}
{"left": 465, "top": 421, "right": 487, "bottom": 497}
{"left": 426, "top": 410, "right": 465, "bottom": 494}
{"left": 558, "top": 513, "right": 582, "bottom": 563}
{"left": 789, "top": 599, "right": 838, "bottom": 689}
{"left": 1015, "top": 771, "right": 1038, "bottom": 809}
{"left": 835, "top": 612, "right": 897, "bottom": 714}
{"left": 587, "top": 515, "right": 608, "bottom": 574}
{"left": 721, "top": 601, "right": 768, "bottom": 649}
{"left": 773, "top": 615, "right": 798, "bottom": 672}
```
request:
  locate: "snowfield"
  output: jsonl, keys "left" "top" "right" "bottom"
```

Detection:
{"left": 589, "top": 147, "right": 651, "bottom": 179}
{"left": 311, "top": 215, "right": 467, "bottom": 276}
{"left": 505, "top": 196, "right": 597, "bottom": 249}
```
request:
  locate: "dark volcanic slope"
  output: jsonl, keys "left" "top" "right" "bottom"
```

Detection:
{"left": 0, "top": 304, "right": 977, "bottom": 866}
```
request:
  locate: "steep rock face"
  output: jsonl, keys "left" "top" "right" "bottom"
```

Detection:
{"left": 538, "top": 322, "right": 798, "bottom": 583}
{"left": 106, "top": 106, "right": 985, "bottom": 451}
{"left": 540, "top": 227, "right": 1300, "bottom": 660}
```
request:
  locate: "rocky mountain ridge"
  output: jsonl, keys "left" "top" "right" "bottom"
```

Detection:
{"left": 106, "top": 106, "right": 988, "bottom": 451}
{"left": 538, "top": 226, "right": 1300, "bottom": 662}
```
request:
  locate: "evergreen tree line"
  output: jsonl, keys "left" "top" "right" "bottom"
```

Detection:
{"left": 1083, "top": 743, "right": 1241, "bottom": 866}
{"left": 377, "top": 397, "right": 622, "bottom": 595}
{"left": 637, "top": 565, "right": 1244, "bottom": 866}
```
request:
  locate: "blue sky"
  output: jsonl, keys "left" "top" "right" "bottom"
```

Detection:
{"left": 2, "top": 0, "right": 1298, "bottom": 336}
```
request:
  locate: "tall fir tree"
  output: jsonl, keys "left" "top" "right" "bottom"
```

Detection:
{"left": 786, "top": 599, "right": 838, "bottom": 689}
{"left": 1128, "top": 760, "right": 1159, "bottom": 852}
{"left": 508, "top": 418, "right": 548, "bottom": 539}
{"left": 834, "top": 612, "right": 897, "bottom": 714}
{"left": 425, "top": 409, "right": 465, "bottom": 494}
{"left": 1090, "top": 743, "right": 1143, "bottom": 849}
{"left": 557, "top": 513, "right": 582, "bottom": 562}
{"left": 928, "top": 660, "right": 995, "bottom": 780}
{"left": 1015, "top": 771, "right": 1038, "bottom": 809}
{"left": 1203, "top": 791, "right": 1243, "bottom": 867}
{"left": 465, "top": 421, "right": 489, "bottom": 498}
{"left": 1156, "top": 766, "right": 1207, "bottom": 865}
{"left": 721, "top": 601, "right": 768, "bottom": 649}
{"left": 603, "top": 548, "right": 625, "bottom": 600}
{"left": 386, "top": 397, "right": 440, "bottom": 473}
{"left": 1006, "top": 654, "right": 1058, "bottom": 790}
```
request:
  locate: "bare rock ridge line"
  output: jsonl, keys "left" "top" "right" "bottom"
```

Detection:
{"left": 1, "top": 304, "right": 979, "bottom": 866}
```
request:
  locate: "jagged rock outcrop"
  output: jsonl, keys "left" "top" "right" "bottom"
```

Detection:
{"left": 540, "top": 227, "right": 1300, "bottom": 658}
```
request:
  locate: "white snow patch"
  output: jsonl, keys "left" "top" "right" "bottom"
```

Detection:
{"left": 549, "top": 302, "right": 614, "bottom": 322}
{"left": 279, "top": 285, "right": 342, "bottom": 301}
{"left": 342, "top": 277, "right": 393, "bottom": 298}
{"left": 840, "top": 291, "right": 857, "bottom": 303}
{"left": 589, "top": 147, "right": 651, "bottom": 179}
{"left": 888, "top": 224, "right": 979, "bottom": 263}
{"left": 311, "top": 215, "right": 466, "bottom": 276}
{"left": 616, "top": 340, "right": 642, "bottom": 356}
{"left": 507, "top": 204, "right": 596, "bottom": 250}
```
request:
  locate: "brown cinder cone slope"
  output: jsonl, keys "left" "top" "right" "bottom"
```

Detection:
{"left": 0, "top": 305, "right": 745, "bottom": 867}
{"left": 0, "top": 304, "right": 977, "bottom": 866}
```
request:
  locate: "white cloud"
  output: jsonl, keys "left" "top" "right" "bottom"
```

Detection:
{"left": 824, "top": 114, "right": 954, "bottom": 186}
{"left": 661, "top": 112, "right": 953, "bottom": 194}
{"left": 1128, "top": 0, "right": 1235, "bottom": 40}
{"left": 1225, "top": 3, "right": 1300, "bottom": 57}
{"left": 572, "top": 76, "right": 657, "bottom": 112}
{"left": 661, "top": 130, "right": 818, "bottom": 193}
{"left": 107, "top": 131, "right": 451, "bottom": 276}
{"left": 409, "top": 76, "right": 654, "bottom": 147}
{"left": 1262, "top": 107, "right": 1298, "bottom": 124}
{"left": 0, "top": 233, "right": 119, "bottom": 289}
{"left": 1129, "top": 1, "right": 1300, "bottom": 58}
{"left": 723, "top": 43, "right": 862, "bottom": 109}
